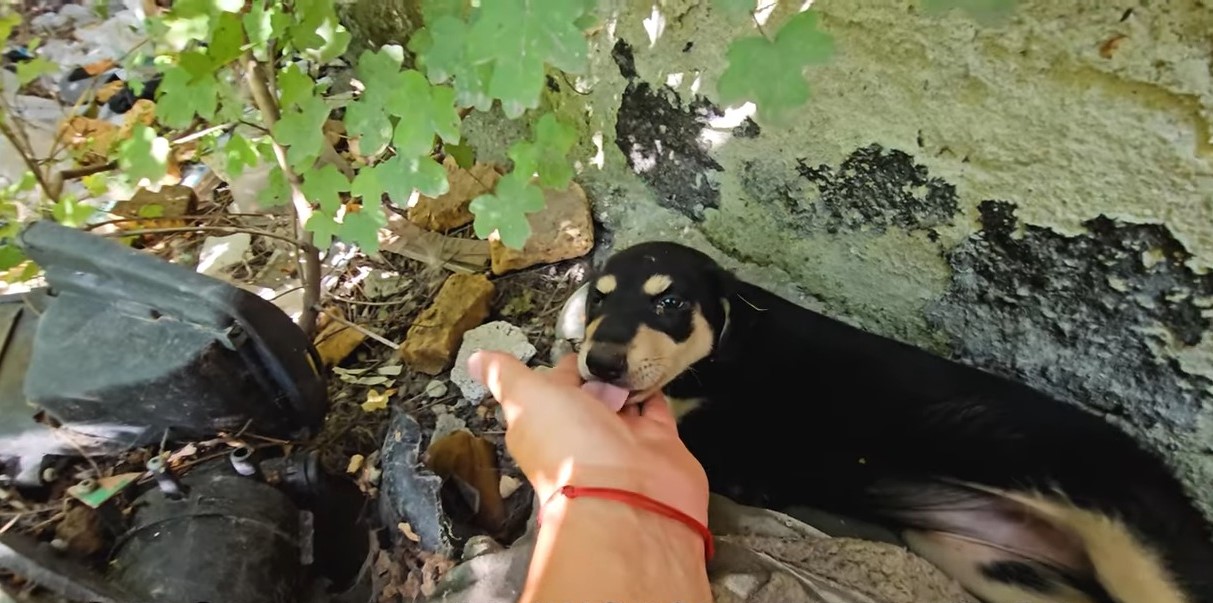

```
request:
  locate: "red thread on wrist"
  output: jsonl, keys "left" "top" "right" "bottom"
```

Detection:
{"left": 538, "top": 484, "right": 715, "bottom": 563}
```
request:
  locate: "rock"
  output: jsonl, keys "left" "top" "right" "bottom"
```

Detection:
{"left": 424, "top": 379, "right": 448, "bottom": 398}
{"left": 449, "top": 321, "right": 537, "bottom": 403}
{"left": 399, "top": 273, "right": 496, "bottom": 375}
{"left": 378, "top": 411, "right": 454, "bottom": 555}
{"left": 196, "top": 232, "right": 251, "bottom": 277}
{"left": 431, "top": 413, "right": 468, "bottom": 444}
{"left": 363, "top": 269, "right": 411, "bottom": 300}
{"left": 488, "top": 182, "right": 595, "bottom": 275}
{"left": 407, "top": 157, "right": 502, "bottom": 232}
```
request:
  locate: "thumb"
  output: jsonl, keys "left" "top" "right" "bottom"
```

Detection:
{"left": 466, "top": 349, "right": 543, "bottom": 425}
{"left": 637, "top": 391, "right": 680, "bottom": 431}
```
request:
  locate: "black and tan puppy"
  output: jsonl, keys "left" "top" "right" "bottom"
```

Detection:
{"left": 568, "top": 240, "right": 1213, "bottom": 603}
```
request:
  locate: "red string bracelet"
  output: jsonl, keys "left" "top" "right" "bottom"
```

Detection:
{"left": 537, "top": 484, "right": 715, "bottom": 563}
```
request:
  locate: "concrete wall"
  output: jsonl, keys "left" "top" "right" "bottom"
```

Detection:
{"left": 454, "top": 0, "right": 1213, "bottom": 517}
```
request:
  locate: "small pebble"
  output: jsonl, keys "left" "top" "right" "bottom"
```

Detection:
{"left": 424, "top": 380, "right": 448, "bottom": 398}
{"left": 432, "top": 413, "right": 467, "bottom": 443}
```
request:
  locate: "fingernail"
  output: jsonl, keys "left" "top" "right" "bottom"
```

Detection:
{"left": 467, "top": 350, "right": 485, "bottom": 382}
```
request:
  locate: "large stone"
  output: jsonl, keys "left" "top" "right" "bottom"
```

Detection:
{"left": 399, "top": 273, "right": 495, "bottom": 375}
{"left": 407, "top": 157, "right": 502, "bottom": 232}
{"left": 449, "top": 321, "right": 537, "bottom": 403}
{"left": 488, "top": 182, "right": 595, "bottom": 275}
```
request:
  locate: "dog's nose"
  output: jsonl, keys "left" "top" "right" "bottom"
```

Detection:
{"left": 585, "top": 346, "right": 627, "bottom": 382}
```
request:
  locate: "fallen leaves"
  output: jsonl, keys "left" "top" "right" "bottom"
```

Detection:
{"left": 361, "top": 387, "right": 395, "bottom": 412}
{"left": 424, "top": 430, "right": 505, "bottom": 534}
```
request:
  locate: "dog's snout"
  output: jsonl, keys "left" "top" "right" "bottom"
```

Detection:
{"left": 585, "top": 345, "right": 627, "bottom": 382}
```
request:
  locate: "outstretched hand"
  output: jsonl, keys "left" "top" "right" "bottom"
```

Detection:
{"left": 466, "top": 350, "right": 709, "bottom": 527}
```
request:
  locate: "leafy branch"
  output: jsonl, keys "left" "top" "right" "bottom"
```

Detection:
{"left": 0, "top": 0, "right": 1018, "bottom": 338}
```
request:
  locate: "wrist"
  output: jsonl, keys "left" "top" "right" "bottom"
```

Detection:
{"left": 543, "top": 487, "right": 709, "bottom": 560}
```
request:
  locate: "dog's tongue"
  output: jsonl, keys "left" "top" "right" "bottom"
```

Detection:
{"left": 581, "top": 380, "right": 631, "bottom": 413}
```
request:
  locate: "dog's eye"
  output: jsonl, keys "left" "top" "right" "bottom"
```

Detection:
{"left": 655, "top": 294, "right": 688, "bottom": 312}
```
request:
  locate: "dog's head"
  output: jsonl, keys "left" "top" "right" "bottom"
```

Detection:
{"left": 574, "top": 241, "right": 736, "bottom": 403}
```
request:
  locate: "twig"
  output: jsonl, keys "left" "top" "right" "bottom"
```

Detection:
{"left": 313, "top": 303, "right": 400, "bottom": 349}
{"left": 325, "top": 294, "right": 413, "bottom": 306}
{"left": 57, "top": 160, "right": 118, "bottom": 182}
{"left": 97, "top": 225, "right": 317, "bottom": 252}
{"left": 242, "top": 51, "right": 321, "bottom": 340}
{"left": 83, "top": 212, "right": 280, "bottom": 230}
{"left": 0, "top": 118, "right": 58, "bottom": 204}
{"left": 171, "top": 122, "right": 234, "bottom": 146}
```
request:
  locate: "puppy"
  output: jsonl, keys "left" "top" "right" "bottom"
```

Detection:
{"left": 569, "top": 240, "right": 1213, "bottom": 603}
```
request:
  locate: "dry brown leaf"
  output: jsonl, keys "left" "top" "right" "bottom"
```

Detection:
{"left": 110, "top": 184, "right": 197, "bottom": 230}
{"left": 314, "top": 306, "right": 368, "bottom": 367}
{"left": 398, "top": 522, "right": 420, "bottom": 542}
{"left": 424, "top": 430, "right": 506, "bottom": 533}
{"left": 382, "top": 212, "right": 491, "bottom": 273}
{"left": 58, "top": 116, "right": 118, "bottom": 165}
{"left": 361, "top": 388, "right": 394, "bottom": 412}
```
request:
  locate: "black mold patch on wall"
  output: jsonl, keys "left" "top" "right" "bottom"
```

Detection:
{"left": 611, "top": 39, "right": 760, "bottom": 222}
{"left": 926, "top": 200, "right": 1213, "bottom": 431}
{"left": 793, "top": 144, "right": 961, "bottom": 235}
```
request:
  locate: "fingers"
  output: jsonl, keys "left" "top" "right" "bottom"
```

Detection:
{"left": 637, "top": 392, "right": 678, "bottom": 430}
{"left": 466, "top": 350, "right": 549, "bottom": 425}
{"left": 544, "top": 352, "right": 586, "bottom": 388}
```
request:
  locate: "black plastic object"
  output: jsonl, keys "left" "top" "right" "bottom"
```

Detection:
{"left": 15, "top": 220, "right": 327, "bottom": 453}
{"left": 109, "top": 462, "right": 305, "bottom": 603}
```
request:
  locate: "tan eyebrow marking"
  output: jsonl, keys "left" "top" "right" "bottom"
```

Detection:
{"left": 642, "top": 274, "right": 673, "bottom": 296}
{"left": 595, "top": 275, "right": 617, "bottom": 294}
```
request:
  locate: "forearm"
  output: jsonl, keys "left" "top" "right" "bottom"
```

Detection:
{"left": 521, "top": 494, "right": 714, "bottom": 603}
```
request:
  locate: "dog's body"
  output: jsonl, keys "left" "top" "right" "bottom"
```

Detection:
{"left": 574, "top": 241, "right": 1213, "bottom": 603}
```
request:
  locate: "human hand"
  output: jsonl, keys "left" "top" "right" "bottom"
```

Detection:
{"left": 466, "top": 350, "right": 710, "bottom": 526}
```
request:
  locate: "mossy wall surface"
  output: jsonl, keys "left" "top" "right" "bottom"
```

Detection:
{"left": 347, "top": 0, "right": 1213, "bottom": 518}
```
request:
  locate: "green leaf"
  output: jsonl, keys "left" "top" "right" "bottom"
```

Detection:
{"left": 271, "top": 95, "right": 330, "bottom": 172}
{"left": 712, "top": 0, "right": 753, "bottom": 17}
{"left": 304, "top": 210, "right": 342, "bottom": 248}
{"left": 277, "top": 63, "right": 314, "bottom": 110}
{"left": 0, "top": 245, "right": 26, "bottom": 273}
{"left": 207, "top": 11, "right": 245, "bottom": 66}
{"left": 259, "top": 166, "right": 291, "bottom": 207}
{"left": 716, "top": 9, "right": 834, "bottom": 125}
{"left": 342, "top": 98, "right": 392, "bottom": 154}
{"left": 464, "top": 0, "right": 589, "bottom": 118}
{"left": 117, "top": 124, "right": 170, "bottom": 185}
{"left": 155, "top": 55, "right": 219, "bottom": 128}
{"left": 224, "top": 133, "right": 260, "bottom": 178}
{"left": 920, "top": 0, "right": 1017, "bottom": 25}
{"left": 81, "top": 173, "right": 109, "bottom": 197}
{"left": 288, "top": 0, "right": 351, "bottom": 63}
{"left": 352, "top": 153, "right": 448, "bottom": 207}
{"left": 508, "top": 112, "right": 576, "bottom": 188}
{"left": 300, "top": 164, "right": 350, "bottom": 214}
{"left": 137, "top": 203, "right": 165, "bottom": 218}
{"left": 419, "top": 0, "right": 465, "bottom": 21}
{"left": 387, "top": 72, "right": 460, "bottom": 154}
{"left": 161, "top": 14, "right": 212, "bottom": 51}
{"left": 51, "top": 196, "right": 96, "bottom": 228}
{"left": 445, "top": 142, "right": 475, "bottom": 169}
{"left": 15, "top": 57, "right": 57, "bottom": 85}
{"left": 468, "top": 171, "right": 544, "bottom": 249}
{"left": 243, "top": 0, "right": 284, "bottom": 59}
{"left": 0, "top": 13, "right": 22, "bottom": 42}
{"left": 341, "top": 202, "right": 387, "bottom": 253}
